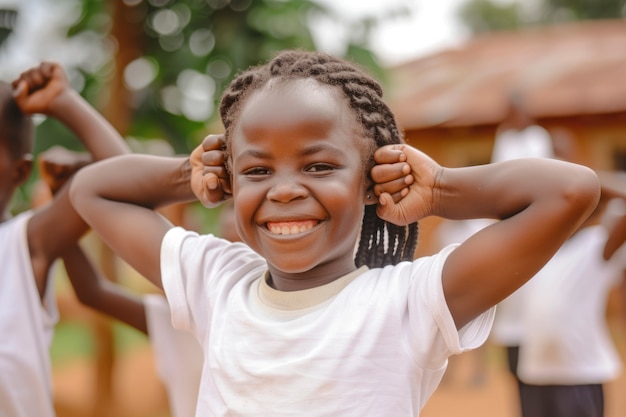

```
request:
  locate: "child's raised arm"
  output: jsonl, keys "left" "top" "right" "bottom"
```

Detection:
{"left": 12, "top": 62, "right": 129, "bottom": 159}
{"left": 371, "top": 144, "right": 600, "bottom": 329}
{"left": 70, "top": 154, "right": 197, "bottom": 289}
{"left": 12, "top": 62, "right": 130, "bottom": 297}
{"left": 36, "top": 146, "right": 148, "bottom": 332}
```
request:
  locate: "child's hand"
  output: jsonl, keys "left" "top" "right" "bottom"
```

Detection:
{"left": 370, "top": 144, "right": 441, "bottom": 226}
{"left": 190, "top": 134, "right": 232, "bottom": 207}
{"left": 12, "top": 62, "right": 70, "bottom": 116}
{"left": 38, "top": 146, "right": 92, "bottom": 195}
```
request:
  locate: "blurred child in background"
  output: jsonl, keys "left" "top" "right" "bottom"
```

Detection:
{"left": 514, "top": 176, "right": 626, "bottom": 417}
{"left": 42, "top": 147, "right": 241, "bottom": 417}
{"left": 0, "top": 62, "right": 129, "bottom": 417}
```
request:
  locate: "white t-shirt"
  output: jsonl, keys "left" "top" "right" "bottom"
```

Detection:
{"left": 144, "top": 294, "right": 203, "bottom": 417}
{"left": 0, "top": 211, "right": 58, "bottom": 417}
{"left": 491, "top": 125, "right": 554, "bottom": 163}
{"left": 517, "top": 225, "right": 626, "bottom": 385}
{"left": 161, "top": 227, "right": 495, "bottom": 416}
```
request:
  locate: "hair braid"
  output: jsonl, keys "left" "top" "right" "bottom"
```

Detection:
{"left": 219, "top": 50, "right": 418, "bottom": 268}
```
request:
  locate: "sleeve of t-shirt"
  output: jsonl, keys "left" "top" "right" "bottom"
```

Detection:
{"left": 160, "top": 226, "right": 266, "bottom": 340}
{"left": 161, "top": 227, "right": 211, "bottom": 334}
{"left": 408, "top": 244, "right": 496, "bottom": 367}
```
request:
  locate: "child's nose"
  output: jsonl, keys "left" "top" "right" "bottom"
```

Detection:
{"left": 267, "top": 176, "right": 308, "bottom": 203}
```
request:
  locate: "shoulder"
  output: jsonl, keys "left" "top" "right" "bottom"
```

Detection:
{"left": 0, "top": 211, "right": 31, "bottom": 232}
{"left": 163, "top": 227, "right": 256, "bottom": 257}
{"left": 360, "top": 244, "right": 459, "bottom": 292}
{"left": 162, "top": 227, "right": 264, "bottom": 278}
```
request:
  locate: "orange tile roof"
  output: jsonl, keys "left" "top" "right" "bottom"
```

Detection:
{"left": 388, "top": 19, "right": 626, "bottom": 129}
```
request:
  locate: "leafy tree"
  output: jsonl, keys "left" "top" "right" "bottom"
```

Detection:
{"left": 61, "top": 0, "right": 390, "bottom": 154}
{"left": 458, "top": 0, "right": 525, "bottom": 34}
{"left": 0, "top": 8, "right": 17, "bottom": 46}
{"left": 6, "top": 0, "right": 395, "bottom": 211}
{"left": 459, "top": 0, "right": 626, "bottom": 34}
{"left": 540, "top": 0, "right": 626, "bottom": 21}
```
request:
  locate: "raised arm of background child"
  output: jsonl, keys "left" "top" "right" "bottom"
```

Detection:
{"left": 11, "top": 61, "right": 130, "bottom": 297}
{"left": 12, "top": 62, "right": 129, "bottom": 159}
{"left": 70, "top": 154, "right": 196, "bottom": 290}
{"left": 36, "top": 145, "right": 148, "bottom": 333}
{"left": 371, "top": 144, "right": 600, "bottom": 329}
{"left": 61, "top": 245, "right": 148, "bottom": 333}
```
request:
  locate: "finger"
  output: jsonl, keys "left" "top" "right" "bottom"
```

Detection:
{"left": 203, "top": 172, "right": 221, "bottom": 191}
{"left": 22, "top": 69, "right": 46, "bottom": 91}
{"left": 12, "top": 80, "right": 28, "bottom": 99}
{"left": 201, "top": 149, "right": 225, "bottom": 167}
{"left": 387, "top": 188, "right": 409, "bottom": 204}
{"left": 40, "top": 62, "right": 56, "bottom": 79}
{"left": 374, "top": 175, "right": 412, "bottom": 198}
{"left": 371, "top": 161, "right": 411, "bottom": 184}
{"left": 198, "top": 175, "right": 231, "bottom": 208}
{"left": 375, "top": 193, "right": 401, "bottom": 222}
{"left": 195, "top": 178, "right": 221, "bottom": 207}
{"left": 373, "top": 145, "right": 407, "bottom": 165}
{"left": 201, "top": 134, "right": 225, "bottom": 152}
{"left": 202, "top": 164, "right": 227, "bottom": 179}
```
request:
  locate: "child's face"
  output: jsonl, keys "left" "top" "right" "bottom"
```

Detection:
{"left": 229, "top": 78, "right": 370, "bottom": 285}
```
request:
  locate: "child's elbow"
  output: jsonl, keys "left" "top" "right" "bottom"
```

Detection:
{"left": 563, "top": 165, "right": 601, "bottom": 218}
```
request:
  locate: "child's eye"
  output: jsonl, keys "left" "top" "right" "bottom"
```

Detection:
{"left": 243, "top": 167, "right": 271, "bottom": 176}
{"left": 306, "top": 164, "right": 335, "bottom": 173}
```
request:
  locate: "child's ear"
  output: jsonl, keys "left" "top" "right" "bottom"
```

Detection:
{"left": 12, "top": 155, "right": 33, "bottom": 186}
{"left": 363, "top": 183, "right": 377, "bottom": 206}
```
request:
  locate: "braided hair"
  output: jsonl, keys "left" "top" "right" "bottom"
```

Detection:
{"left": 219, "top": 50, "right": 418, "bottom": 268}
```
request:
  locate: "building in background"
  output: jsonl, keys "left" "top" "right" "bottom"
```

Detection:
{"left": 387, "top": 19, "right": 626, "bottom": 256}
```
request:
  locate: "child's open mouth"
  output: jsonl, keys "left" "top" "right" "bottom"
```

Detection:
{"left": 266, "top": 220, "right": 318, "bottom": 235}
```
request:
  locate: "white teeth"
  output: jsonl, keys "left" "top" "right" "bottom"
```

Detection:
{"left": 267, "top": 221, "right": 316, "bottom": 235}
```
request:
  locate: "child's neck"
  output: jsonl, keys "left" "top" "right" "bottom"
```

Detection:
{"left": 267, "top": 261, "right": 358, "bottom": 292}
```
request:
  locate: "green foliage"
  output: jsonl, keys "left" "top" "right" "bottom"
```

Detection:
{"left": 459, "top": 0, "right": 524, "bottom": 33}
{"left": 458, "top": 0, "right": 626, "bottom": 34}
{"left": 11, "top": 0, "right": 387, "bottom": 215}
{"left": 540, "top": 0, "right": 626, "bottom": 21}
{"left": 64, "top": 0, "right": 386, "bottom": 154}
{"left": 0, "top": 8, "right": 17, "bottom": 47}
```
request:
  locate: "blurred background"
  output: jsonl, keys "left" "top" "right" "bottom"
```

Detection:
{"left": 2, "top": 0, "right": 625, "bottom": 416}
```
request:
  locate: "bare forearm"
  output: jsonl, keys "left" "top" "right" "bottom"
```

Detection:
{"left": 83, "top": 154, "right": 196, "bottom": 209}
{"left": 62, "top": 244, "right": 148, "bottom": 334}
{"left": 49, "top": 89, "right": 130, "bottom": 160}
{"left": 434, "top": 158, "right": 600, "bottom": 226}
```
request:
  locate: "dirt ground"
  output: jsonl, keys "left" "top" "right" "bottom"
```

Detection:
{"left": 53, "top": 335, "right": 626, "bottom": 417}
{"left": 422, "top": 342, "right": 626, "bottom": 417}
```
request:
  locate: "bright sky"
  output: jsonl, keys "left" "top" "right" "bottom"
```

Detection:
{"left": 312, "top": 0, "right": 471, "bottom": 65}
